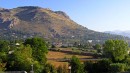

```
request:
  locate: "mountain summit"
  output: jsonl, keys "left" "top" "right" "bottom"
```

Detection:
{"left": 0, "top": 6, "right": 127, "bottom": 43}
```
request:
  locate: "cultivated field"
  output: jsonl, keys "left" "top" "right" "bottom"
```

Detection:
{"left": 47, "top": 48, "right": 94, "bottom": 67}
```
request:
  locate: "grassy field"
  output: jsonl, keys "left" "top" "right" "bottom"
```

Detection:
{"left": 47, "top": 48, "right": 93, "bottom": 67}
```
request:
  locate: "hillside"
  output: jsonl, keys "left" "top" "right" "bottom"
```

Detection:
{"left": 0, "top": 6, "right": 128, "bottom": 43}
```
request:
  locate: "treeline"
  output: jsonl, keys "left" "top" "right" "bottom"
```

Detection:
{"left": 0, "top": 38, "right": 130, "bottom": 73}
{"left": 69, "top": 56, "right": 130, "bottom": 73}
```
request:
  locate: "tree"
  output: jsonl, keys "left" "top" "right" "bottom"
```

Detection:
{"left": 0, "top": 40, "right": 9, "bottom": 63}
{"left": 0, "top": 52, "right": 8, "bottom": 63}
{"left": 24, "top": 37, "right": 48, "bottom": 63}
{"left": 6, "top": 45, "right": 33, "bottom": 72}
{"left": 93, "top": 44, "right": 102, "bottom": 53}
{"left": 0, "top": 40, "right": 9, "bottom": 53}
{"left": 93, "top": 44, "right": 101, "bottom": 49}
{"left": 103, "top": 40, "right": 129, "bottom": 62}
{"left": 70, "top": 56, "right": 84, "bottom": 73}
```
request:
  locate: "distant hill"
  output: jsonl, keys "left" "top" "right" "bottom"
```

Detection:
{"left": 105, "top": 30, "right": 130, "bottom": 38}
{"left": 0, "top": 6, "right": 129, "bottom": 43}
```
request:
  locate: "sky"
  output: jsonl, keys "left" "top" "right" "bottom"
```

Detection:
{"left": 0, "top": 0, "right": 130, "bottom": 32}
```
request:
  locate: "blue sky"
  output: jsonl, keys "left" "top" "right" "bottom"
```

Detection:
{"left": 0, "top": 0, "right": 130, "bottom": 32}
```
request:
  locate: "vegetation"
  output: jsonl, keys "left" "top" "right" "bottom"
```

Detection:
{"left": 0, "top": 5, "right": 130, "bottom": 73}
{"left": 0, "top": 37, "right": 49, "bottom": 73}
{"left": 103, "top": 39, "right": 129, "bottom": 62}
{"left": 24, "top": 38, "right": 48, "bottom": 63}
{"left": 84, "top": 59, "right": 112, "bottom": 73}
{"left": 57, "top": 65, "right": 68, "bottom": 73}
{"left": 70, "top": 56, "right": 84, "bottom": 73}
{"left": 69, "top": 39, "right": 130, "bottom": 73}
{"left": 0, "top": 38, "right": 130, "bottom": 73}
{"left": 110, "top": 63, "right": 127, "bottom": 72}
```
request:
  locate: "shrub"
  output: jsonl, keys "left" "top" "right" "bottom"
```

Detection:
{"left": 124, "top": 57, "right": 130, "bottom": 65}
{"left": 84, "top": 61, "right": 93, "bottom": 73}
{"left": 57, "top": 64, "right": 68, "bottom": 73}
{"left": 42, "top": 63, "right": 57, "bottom": 73}
{"left": 96, "top": 59, "right": 112, "bottom": 72}
{"left": 70, "top": 56, "right": 84, "bottom": 73}
{"left": 84, "top": 59, "right": 111, "bottom": 73}
{"left": 110, "top": 63, "right": 127, "bottom": 72}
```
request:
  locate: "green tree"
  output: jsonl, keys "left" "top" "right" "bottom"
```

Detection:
{"left": 70, "top": 56, "right": 84, "bottom": 73}
{"left": 103, "top": 40, "right": 129, "bottom": 62}
{"left": 0, "top": 40, "right": 9, "bottom": 63}
{"left": 0, "top": 40, "right": 9, "bottom": 53}
{"left": 6, "top": 44, "right": 44, "bottom": 73}
{"left": 0, "top": 52, "right": 8, "bottom": 62}
{"left": 93, "top": 44, "right": 101, "bottom": 49}
{"left": 6, "top": 45, "right": 33, "bottom": 72}
{"left": 24, "top": 37, "right": 48, "bottom": 63}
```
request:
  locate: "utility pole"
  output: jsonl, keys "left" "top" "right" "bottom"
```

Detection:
{"left": 31, "top": 64, "right": 34, "bottom": 73}
{"left": 68, "top": 65, "right": 71, "bottom": 73}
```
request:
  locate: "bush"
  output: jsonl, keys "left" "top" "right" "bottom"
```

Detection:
{"left": 96, "top": 59, "right": 112, "bottom": 72}
{"left": 84, "top": 59, "right": 111, "bottom": 73}
{"left": 84, "top": 61, "right": 93, "bottom": 73}
{"left": 90, "top": 50, "right": 97, "bottom": 54}
{"left": 42, "top": 63, "right": 57, "bottom": 73}
{"left": 70, "top": 56, "right": 84, "bottom": 73}
{"left": 110, "top": 63, "right": 127, "bottom": 72}
{"left": 0, "top": 62, "right": 6, "bottom": 71}
{"left": 57, "top": 64, "right": 68, "bottom": 73}
{"left": 124, "top": 57, "right": 130, "bottom": 65}
{"left": 51, "top": 45, "right": 56, "bottom": 48}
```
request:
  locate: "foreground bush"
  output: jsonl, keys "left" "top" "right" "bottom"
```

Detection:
{"left": 70, "top": 56, "right": 84, "bottom": 73}
{"left": 84, "top": 59, "right": 111, "bottom": 73}
{"left": 110, "top": 63, "right": 127, "bottom": 72}
{"left": 42, "top": 63, "right": 57, "bottom": 73}
{"left": 57, "top": 65, "right": 68, "bottom": 73}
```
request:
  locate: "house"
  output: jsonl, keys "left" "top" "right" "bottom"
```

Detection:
{"left": 15, "top": 43, "right": 20, "bottom": 46}
{"left": 8, "top": 50, "right": 14, "bottom": 54}
{"left": 52, "top": 42, "right": 62, "bottom": 47}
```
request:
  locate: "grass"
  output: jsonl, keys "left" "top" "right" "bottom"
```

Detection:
{"left": 47, "top": 60, "right": 68, "bottom": 68}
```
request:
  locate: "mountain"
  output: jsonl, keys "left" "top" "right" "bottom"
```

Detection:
{"left": 0, "top": 6, "right": 128, "bottom": 43}
{"left": 105, "top": 30, "right": 130, "bottom": 38}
